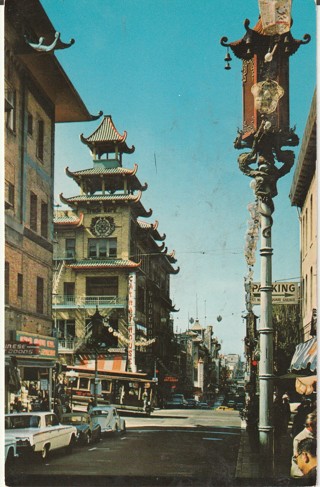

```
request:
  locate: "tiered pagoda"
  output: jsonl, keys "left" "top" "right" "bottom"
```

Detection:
{"left": 53, "top": 115, "right": 179, "bottom": 375}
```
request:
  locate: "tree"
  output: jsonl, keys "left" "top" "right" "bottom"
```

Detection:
{"left": 273, "top": 304, "right": 301, "bottom": 376}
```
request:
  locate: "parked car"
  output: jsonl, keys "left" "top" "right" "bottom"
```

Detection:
{"left": 197, "top": 402, "right": 210, "bottom": 410}
{"left": 90, "top": 406, "right": 126, "bottom": 434}
{"left": 5, "top": 412, "right": 77, "bottom": 461}
{"left": 60, "top": 412, "right": 101, "bottom": 445}
{"left": 186, "top": 398, "right": 199, "bottom": 408}
{"left": 5, "top": 434, "right": 18, "bottom": 466}
{"left": 165, "top": 394, "right": 188, "bottom": 409}
{"left": 227, "top": 400, "right": 236, "bottom": 409}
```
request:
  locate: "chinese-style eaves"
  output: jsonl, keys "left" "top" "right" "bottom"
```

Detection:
{"left": 6, "top": 0, "right": 102, "bottom": 122}
{"left": 80, "top": 115, "right": 135, "bottom": 161}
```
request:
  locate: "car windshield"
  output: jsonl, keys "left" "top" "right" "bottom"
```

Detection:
{"left": 5, "top": 415, "right": 40, "bottom": 429}
{"left": 91, "top": 409, "right": 111, "bottom": 416}
{"left": 61, "top": 415, "right": 88, "bottom": 425}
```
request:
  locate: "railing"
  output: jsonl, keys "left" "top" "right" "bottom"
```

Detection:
{"left": 58, "top": 338, "right": 79, "bottom": 352}
{"left": 53, "top": 295, "right": 126, "bottom": 307}
{"left": 53, "top": 251, "right": 76, "bottom": 261}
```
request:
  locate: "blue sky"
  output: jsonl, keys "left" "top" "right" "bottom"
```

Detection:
{"left": 41, "top": 0, "right": 316, "bottom": 355}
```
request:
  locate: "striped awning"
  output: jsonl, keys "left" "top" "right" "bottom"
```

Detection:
{"left": 289, "top": 336, "right": 317, "bottom": 373}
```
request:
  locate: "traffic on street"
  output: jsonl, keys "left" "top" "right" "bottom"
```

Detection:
{"left": 6, "top": 406, "right": 241, "bottom": 486}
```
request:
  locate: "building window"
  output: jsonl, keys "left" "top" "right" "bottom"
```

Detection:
{"left": 27, "top": 113, "right": 33, "bottom": 136}
{"left": 58, "top": 319, "right": 75, "bottom": 339}
{"left": 65, "top": 239, "right": 76, "bottom": 258}
{"left": 310, "top": 195, "right": 313, "bottom": 244}
{"left": 36, "top": 119, "right": 44, "bottom": 161}
{"left": 5, "top": 262, "right": 9, "bottom": 304}
{"left": 63, "top": 282, "right": 75, "bottom": 302}
{"left": 41, "top": 201, "right": 48, "bottom": 238}
{"left": 17, "top": 273, "right": 23, "bottom": 297}
{"left": 86, "top": 277, "right": 118, "bottom": 296}
{"left": 137, "top": 285, "right": 145, "bottom": 313}
{"left": 310, "top": 267, "right": 313, "bottom": 309}
{"left": 5, "top": 87, "right": 16, "bottom": 131}
{"left": 5, "top": 181, "right": 14, "bottom": 209}
{"left": 88, "top": 238, "right": 117, "bottom": 258}
{"left": 30, "top": 192, "right": 37, "bottom": 232}
{"left": 36, "top": 277, "right": 44, "bottom": 314}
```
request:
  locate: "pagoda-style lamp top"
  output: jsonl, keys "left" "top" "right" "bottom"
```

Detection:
{"left": 220, "top": 2, "right": 310, "bottom": 147}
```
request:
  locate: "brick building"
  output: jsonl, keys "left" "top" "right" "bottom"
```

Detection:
{"left": 4, "top": 0, "right": 94, "bottom": 412}
{"left": 53, "top": 115, "right": 179, "bottom": 377}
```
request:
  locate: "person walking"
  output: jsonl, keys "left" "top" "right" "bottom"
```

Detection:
{"left": 290, "top": 411, "right": 317, "bottom": 477}
{"left": 292, "top": 437, "right": 317, "bottom": 485}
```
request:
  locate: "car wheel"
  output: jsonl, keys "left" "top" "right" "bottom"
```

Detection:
{"left": 95, "top": 427, "right": 102, "bottom": 443}
{"left": 6, "top": 448, "right": 15, "bottom": 468}
{"left": 115, "top": 423, "right": 119, "bottom": 434}
{"left": 65, "top": 435, "right": 76, "bottom": 454}
{"left": 40, "top": 444, "right": 50, "bottom": 461}
{"left": 122, "top": 421, "right": 126, "bottom": 433}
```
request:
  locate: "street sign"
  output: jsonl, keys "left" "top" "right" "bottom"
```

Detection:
{"left": 251, "top": 282, "right": 299, "bottom": 305}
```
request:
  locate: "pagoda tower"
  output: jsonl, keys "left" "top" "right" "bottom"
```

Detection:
{"left": 53, "top": 115, "right": 179, "bottom": 375}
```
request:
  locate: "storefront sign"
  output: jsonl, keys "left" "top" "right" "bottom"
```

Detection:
{"left": 15, "top": 332, "right": 58, "bottom": 360}
{"left": 5, "top": 341, "right": 39, "bottom": 356}
{"left": 164, "top": 376, "right": 178, "bottom": 383}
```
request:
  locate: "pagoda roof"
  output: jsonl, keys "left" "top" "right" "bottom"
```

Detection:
{"left": 221, "top": 18, "right": 311, "bottom": 61}
{"left": 60, "top": 191, "right": 142, "bottom": 205}
{"left": 191, "top": 319, "right": 204, "bottom": 331}
{"left": 80, "top": 115, "right": 135, "bottom": 156}
{"left": 65, "top": 164, "right": 147, "bottom": 193}
{"left": 137, "top": 219, "right": 166, "bottom": 241}
{"left": 66, "top": 259, "right": 140, "bottom": 270}
{"left": 53, "top": 211, "right": 84, "bottom": 227}
{"left": 59, "top": 192, "right": 153, "bottom": 218}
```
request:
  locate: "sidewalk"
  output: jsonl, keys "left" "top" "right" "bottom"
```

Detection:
{"left": 235, "top": 421, "right": 293, "bottom": 486}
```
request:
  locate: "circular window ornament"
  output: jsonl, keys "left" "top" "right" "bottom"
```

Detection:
{"left": 91, "top": 217, "right": 115, "bottom": 237}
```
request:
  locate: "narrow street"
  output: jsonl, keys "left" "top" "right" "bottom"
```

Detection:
{"left": 6, "top": 408, "right": 241, "bottom": 487}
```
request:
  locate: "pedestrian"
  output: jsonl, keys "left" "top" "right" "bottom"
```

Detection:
{"left": 54, "top": 399, "right": 64, "bottom": 422}
{"left": 64, "top": 401, "right": 71, "bottom": 413}
{"left": 87, "top": 397, "right": 96, "bottom": 413}
{"left": 292, "top": 437, "right": 317, "bottom": 485}
{"left": 291, "top": 397, "right": 312, "bottom": 438}
{"left": 282, "top": 396, "right": 291, "bottom": 433}
{"left": 290, "top": 411, "right": 317, "bottom": 478}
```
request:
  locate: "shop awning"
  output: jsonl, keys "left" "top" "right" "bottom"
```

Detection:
{"left": 295, "top": 375, "right": 317, "bottom": 395}
{"left": 289, "top": 336, "right": 317, "bottom": 373}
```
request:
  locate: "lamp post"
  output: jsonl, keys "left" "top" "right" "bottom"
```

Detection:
{"left": 87, "top": 306, "right": 106, "bottom": 405}
{"left": 221, "top": 0, "right": 310, "bottom": 467}
{"left": 66, "top": 369, "right": 78, "bottom": 412}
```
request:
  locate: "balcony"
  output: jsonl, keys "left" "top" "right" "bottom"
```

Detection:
{"left": 58, "top": 338, "right": 80, "bottom": 353}
{"left": 53, "top": 295, "right": 126, "bottom": 309}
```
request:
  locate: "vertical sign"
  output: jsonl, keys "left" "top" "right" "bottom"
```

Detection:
{"left": 146, "top": 287, "right": 154, "bottom": 339}
{"left": 128, "top": 273, "right": 137, "bottom": 373}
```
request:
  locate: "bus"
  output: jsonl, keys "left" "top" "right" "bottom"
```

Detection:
{"left": 62, "top": 366, "right": 157, "bottom": 415}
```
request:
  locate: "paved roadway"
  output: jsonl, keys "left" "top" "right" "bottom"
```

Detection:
{"left": 6, "top": 408, "right": 242, "bottom": 487}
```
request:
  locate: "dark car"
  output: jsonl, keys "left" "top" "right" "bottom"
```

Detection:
{"left": 165, "top": 394, "right": 188, "bottom": 409}
{"left": 197, "top": 402, "right": 210, "bottom": 410}
{"left": 186, "top": 399, "right": 198, "bottom": 408}
{"left": 61, "top": 412, "right": 101, "bottom": 445}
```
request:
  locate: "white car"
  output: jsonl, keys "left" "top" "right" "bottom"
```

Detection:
{"left": 5, "top": 412, "right": 77, "bottom": 461}
{"left": 90, "top": 406, "right": 126, "bottom": 434}
{"left": 5, "top": 434, "right": 18, "bottom": 466}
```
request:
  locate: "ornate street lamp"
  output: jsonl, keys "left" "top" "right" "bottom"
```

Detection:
{"left": 86, "top": 306, "right": 108, "bottom": 404}
{"left": 221, "top": 0, "right": 310, "bottom": 466}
